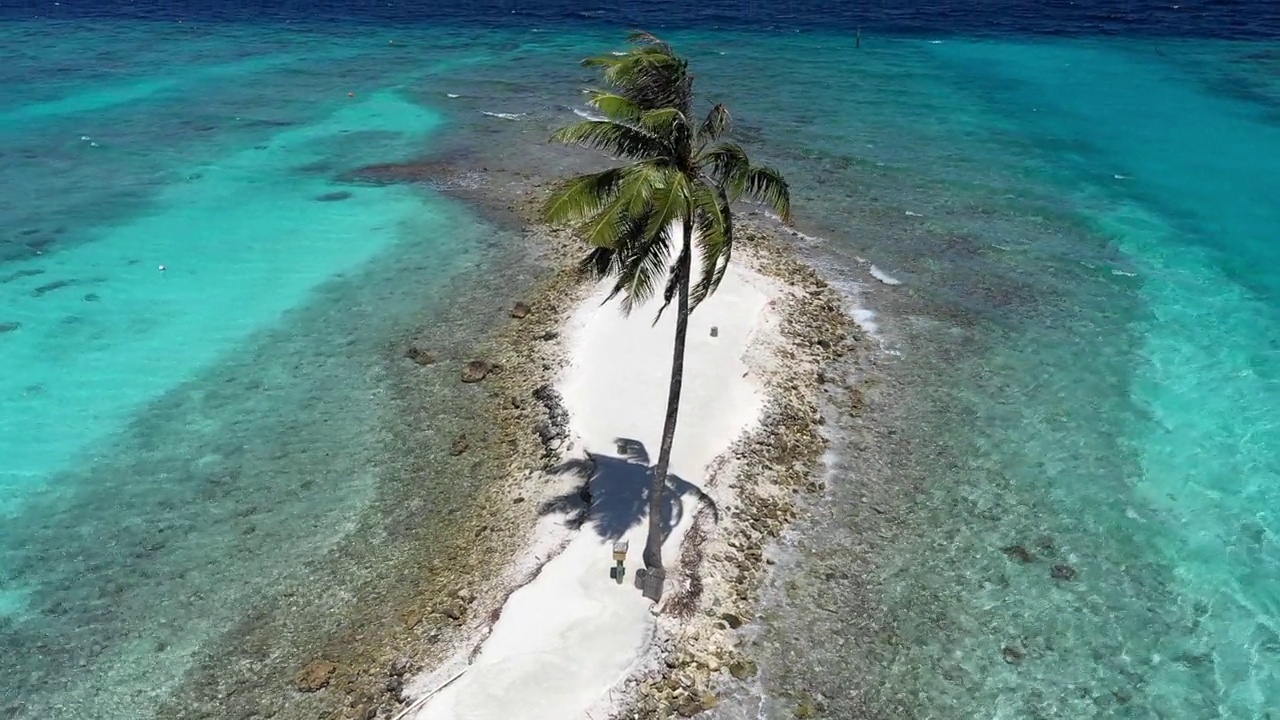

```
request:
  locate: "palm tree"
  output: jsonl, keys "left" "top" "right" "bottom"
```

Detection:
{"left": 544, "top": 32, "right": 792, "bottom": 582}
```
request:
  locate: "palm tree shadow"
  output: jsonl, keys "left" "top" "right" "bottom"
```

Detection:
{"left": 542, "top": 438, "right": 718, "bottom": 543}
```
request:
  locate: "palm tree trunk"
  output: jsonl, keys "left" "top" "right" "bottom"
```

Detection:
{"left": 643, "top": 216, "right": 694, "bottom": 571}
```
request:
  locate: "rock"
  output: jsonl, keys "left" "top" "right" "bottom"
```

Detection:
{"left": 794, "top": 697, "right": 820, "bottom": 719}
{"left": 385, "top": 674, "right": 404, "bottom": 698}
{"left": 400, "top": 609, "right": 423, "bottom": 629}
{"left": 1002, "top": 645, "right": 1024, "bottom": 664}
{"left": 538, "top": 330, "right": 559, "bottom": 341}
{"left": 1051, "top": 564, "right": 1077, "bottom": 581}
{"left": 388, "top": 655, "right": 413, "bottom": 677}
{"left": 315, "top": 191, "right": 353, "bottom": 202}
{"left": 450, "top": 434, "right": 469, "bottom": 456}
{"left": 0, "top": 322, "right": 20, "bottom": 334}
{"left": 405, "top": 346, "right": 435, "bottom": 365}
{"left": 510, "top": 301, "right": 531, "bottom": 319}
{"left": 720, "top": 612, "right": 744, "bottom": 629}
{"left": 461, "top": 360, "right": 492, "bottom": 383}
{"left": 439, "top": 603, "right": 466, "bottom": 621}
{"left": 676, "top": 692, "right": 718, "bottom": 717}
{"left": 728, "top": 660, "right": 758, "bottom": 680}
{"left": 532, "top": 384, "right": 570, "bottom": 463}
{"left": 1001, "top": 545, "right": 1035, "bottom": 563}
{"left": 294, "top": 660, "right": 337, "bottom": 692}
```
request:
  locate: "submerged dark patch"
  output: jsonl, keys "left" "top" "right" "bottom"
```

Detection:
{"left": 32, "top": 279, "right": 76, "bottom": 297}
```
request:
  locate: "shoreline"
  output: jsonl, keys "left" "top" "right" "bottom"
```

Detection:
{"left": 148, "top": 216, "right": 599, "bottom": 720}
{"left": 387, "top": 217, "right": 866, "bottom": 720}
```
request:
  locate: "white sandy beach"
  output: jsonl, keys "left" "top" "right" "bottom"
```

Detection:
{"left": 406, "top": 254, "right": 780, "bottom": 720}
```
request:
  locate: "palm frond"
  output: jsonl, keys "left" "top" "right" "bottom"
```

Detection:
{"left": 616, "top": 161, "right": 677, "bottom": 217}
{"left": 653, "top": 238, "right": 689, "bottom": 323}
{"left": 608, "top": 209, "right": 675, "bottom": 315}
{"left": 579, "top": 192, "right": 636, "bottom": 249}
{"left": 608, "top": 173, "right": 691, "bottom": 314}
{"left": 690, "top": 182, "right": 734, "bottom": 309}
{"left": 579, "top": 245, "right": 619, "bottom": 280}
{"left": 698, "top": 104, "right": 732, "bottom": 144}
{"left": 585, "top": 90, "right": 646, "bottom": 124}
{"left": 700, "top": 142, "right": 751, "bottom": 193}
{"left": 584, "top": 46, "right": 692, "bottom": 114}
{"left": 543, "top": 168, "right": 624, "bottom": 226}
{"left": 744, "top": 165, "right": 793, "bottom": 224}
{"left": 637, "top": 107, "right": 693, "bottom": 157}
{"left": 550, "top": 119, "right": 670, "bottom": 161}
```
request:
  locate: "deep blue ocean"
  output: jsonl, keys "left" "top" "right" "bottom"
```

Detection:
{"left": 1, "top": 1, "right": 1278, "bottom": 718}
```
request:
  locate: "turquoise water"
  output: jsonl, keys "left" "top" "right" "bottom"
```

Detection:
{"left": 705, "top": 34, "right": 1280, "bottom": 719}
{"left": 2, "top": 18, "right": 1279, "bottom": 720}
{"left": 0, "top": 23, "right": 558, "bottom": 719}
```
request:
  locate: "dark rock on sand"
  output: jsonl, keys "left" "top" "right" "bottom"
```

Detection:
{"left": 315, "top": 191, "right": 353, "bottom": 202}
{"left": 384, "top": 675, "right": 405, "bottom": 699}
{"left": 1002, "top": 645, "right": 1025, "bottom": 664}
{"left": 405, "top": 345, "right": 436, "bottom": 365}
{"left": 677, "top": 692, "right": 718, "bottom": 717}
{"left": 1001, "top": 544, "right": 1036, "bottom": 563}
{"left": 295, "top": 660, "right": 337, "bottom": 692}
{"left": 1051, "top": 564, "right": 1077, "bottom": 581}
{"left": 450, "top": 434, "right": 469, "bottom": 456}
{"left": 510, "top": 301, "right": 531, "bottom": 319}
{"left": 720, "top": 612, "right": 744, "bottom": 629}
{"left": 388, "top": 655, "right": 413, "bottom": 677}
{"left": 461, "top": 360, "right": 492, "bottom": 383}
{"left": 0, "top": 322, "right": 20, "bottom": 334}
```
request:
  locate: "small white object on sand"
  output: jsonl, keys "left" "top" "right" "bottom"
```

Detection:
{"left": 408, "top": 240, "right": 777, "bottom": 720}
